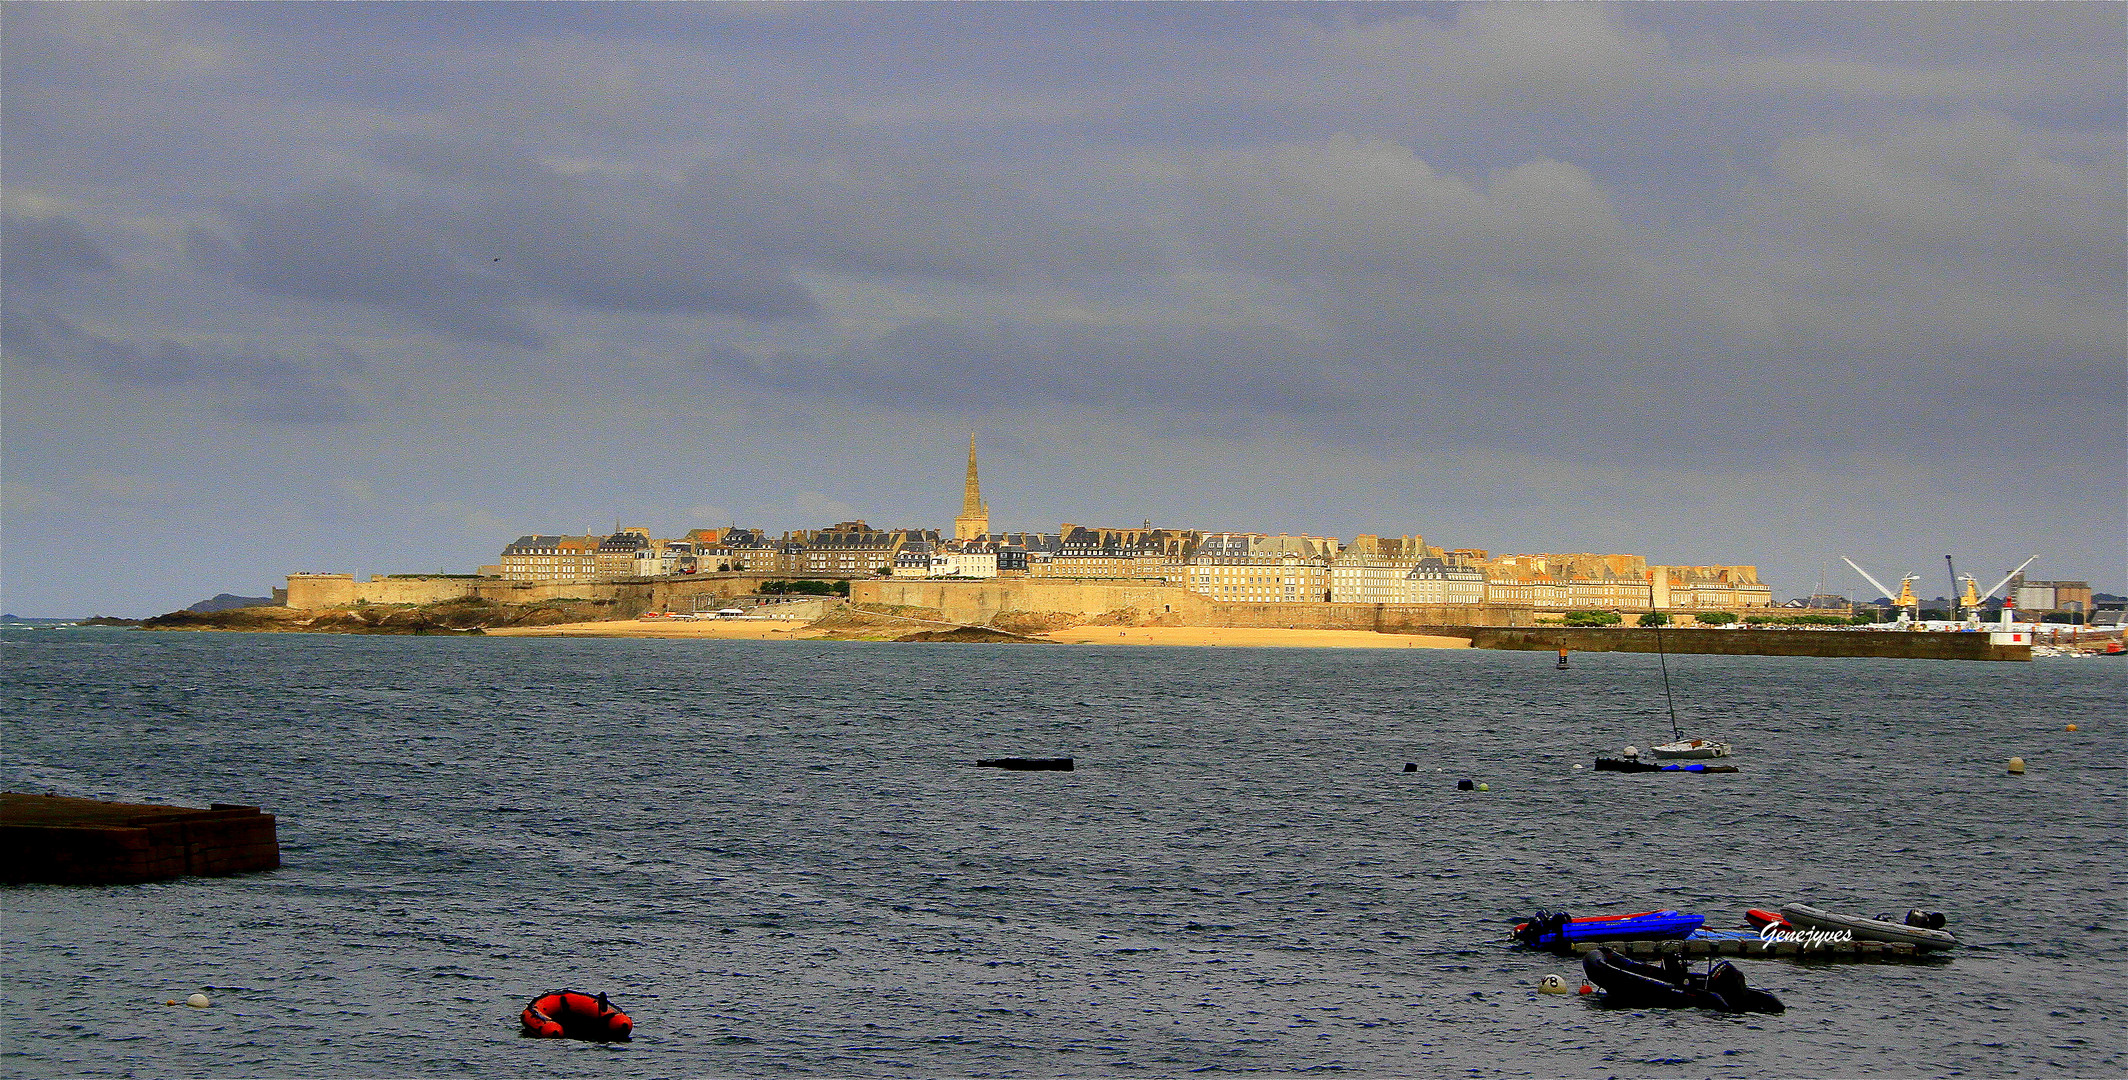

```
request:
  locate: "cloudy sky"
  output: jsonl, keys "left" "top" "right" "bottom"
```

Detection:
{"left": 3, "top": 2, "right": 2121, "bottom": 616}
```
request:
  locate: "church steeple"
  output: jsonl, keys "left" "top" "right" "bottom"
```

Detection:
{"left": 953, "top": 433, "right": 990, "bottom": 541}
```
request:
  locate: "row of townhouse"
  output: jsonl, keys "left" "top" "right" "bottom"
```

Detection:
{"left": 496, "top": 522, "right": 952, "bottom": 582}
{"left": 496, "top": 534, "right": 605, "bottom": 582}
{"left": 493, "top": 522, "right": 1771, "bottom": 610}
{"left": 1484, "top": 554, "right": 1774, "bottom": 610}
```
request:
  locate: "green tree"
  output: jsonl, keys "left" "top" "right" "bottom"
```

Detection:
{"left": 1694, "top": 611, "right": 1737, "bottom": 626}
{"left": 1562, "top": 610, "right": 1622, "bottom": 626}
{"left": 1638, "top": 612, "right": 1671, "bottom": 626}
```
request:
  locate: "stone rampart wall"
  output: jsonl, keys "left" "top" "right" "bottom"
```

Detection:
{"left": 1474, "top": 627, "right": 2027, "bottom": 661}
{"left": 854, "top": 579, "right": 1199, "bottom": 624}
{"left": 853, "top": 579, "right": 1534, "bottom": 629}
{"left": 284, "top": 572, "right": 846, "bottom": 612}
{"left": 1187, "top": 601, "right": 1531, "bottom": 630}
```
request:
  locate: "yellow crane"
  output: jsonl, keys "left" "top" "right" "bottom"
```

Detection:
{"left": 1843, "top": 557, "right": 1920, "bottom": 623}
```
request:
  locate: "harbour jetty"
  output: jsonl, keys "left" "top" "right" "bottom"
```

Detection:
{"left": 1468, "top": 626, "right": 2030, "bottom": 662}
{"left": 1563, "top": 937, "right": 1943, "bottom": 963}
{"left": 0, "top": 793, "right": 280, "bottom": 884}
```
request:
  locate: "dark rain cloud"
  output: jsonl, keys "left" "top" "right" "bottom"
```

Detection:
{"left": 1, "top": 213, "right": 114, "bottom": 290}
{"left": 705, "top": 319, "right": 1353, "bottom": 418}
{"left": 188, "top": 176, "right": 823, "bottom": 346}
{"left": 3, "top": 309, "right": 363, "bottom": 423}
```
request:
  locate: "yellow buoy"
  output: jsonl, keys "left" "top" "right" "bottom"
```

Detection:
{"left": 2007, "top": 757, "right": 2026, "bottom": 775}
{"left": 1477, "top": 782, "right": 1490, "bottom": 792}
{"left": 2066, "top": 724, "right": 2078, "bottom": 732}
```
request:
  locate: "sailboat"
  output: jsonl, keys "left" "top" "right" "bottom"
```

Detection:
{"left": 1645, "top": 623, "right": 1732, "bottom": 759}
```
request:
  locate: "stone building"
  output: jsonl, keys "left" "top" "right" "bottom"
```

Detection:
{"left": 1033, "top": 525, "right": 1198, "bottom": 579}
{"left": 785, "top": 520, "right": 940, "bottom": 576}
{"left": 1329, "top": 534, "right": 1429, "bottom": 604}
{"left": 594, "top": 528, "right": 651, "bottom": 577}
{"left": 891, "top": 543, "right": 937, "bottom": 577}
{"left": 1406, "top": 557, "right": 1487, "bottom": 604}
{"left": 1475, "top": 552, "right": 1772, "bottom": 611}
{"left": 1653, "top": 565, "right": 1775, "bottom": 610}
{"left": 944, "top": 540, "right": 1000, "bottom": 579}
{"left": 1182, "top": 534, "right": 1337, "bottom": 603}
{"left": 497, "top": 534, "right": 602, "bottom": 582}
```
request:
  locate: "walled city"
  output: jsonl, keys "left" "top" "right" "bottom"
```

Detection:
{"left": 280, "top": 438, "right": 1808, "bottom": 627}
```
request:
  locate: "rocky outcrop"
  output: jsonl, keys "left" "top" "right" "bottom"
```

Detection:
{"left": 138, "top": 597, "right": 626, "bottom": 634}
{"left": 894, "top": 626, "right": 1047, "bottom": 643}
{"left": 185, "top": 593, "right": 277, "bottom": 613}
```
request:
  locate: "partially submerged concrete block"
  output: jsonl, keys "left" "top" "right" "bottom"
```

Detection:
{"left": 1, "top": 792, "right": 280, "bottom": 884}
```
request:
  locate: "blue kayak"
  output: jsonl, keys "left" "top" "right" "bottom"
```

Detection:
{"left": 1687, "top": 927, "right": 1764, "bottom": 942}
{"left": 1513, "top": 909, "right": 1705, "bottom": 948}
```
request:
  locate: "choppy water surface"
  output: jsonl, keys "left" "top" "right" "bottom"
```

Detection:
{"left": 2, "top": 628, "right": 2121, "bottom": 1078}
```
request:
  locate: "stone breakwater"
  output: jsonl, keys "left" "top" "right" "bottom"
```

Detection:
{"left": 1, "top": 792, "right": 280, "bottom": 884}
{"left": 1471, "top": 626, "right": 2030, "bottom": 662}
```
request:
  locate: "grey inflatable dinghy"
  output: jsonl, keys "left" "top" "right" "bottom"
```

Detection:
{"left": 1778, "top": 902, "right": 1958, "bottom": 950}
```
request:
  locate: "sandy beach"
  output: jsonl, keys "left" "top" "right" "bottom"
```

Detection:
{"left": 1036, "top": 625, "right": 1470, "bottom": 649}
{"left": 484, "top": 618, "right": 823, "bottom": 640}
{"left": 487, "top": 619, "right": 1469, "bottom": 649}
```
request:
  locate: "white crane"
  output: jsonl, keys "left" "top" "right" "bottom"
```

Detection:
{"left": 1841, "top": 557, "right": 1919, "bottom": 624}
{"left": 1977, "top": 556, "right": 2040, "bottom": 604}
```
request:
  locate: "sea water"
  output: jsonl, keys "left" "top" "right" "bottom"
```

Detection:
{"left": 1, "top": 628, "right": 2121, "bottom": 1077}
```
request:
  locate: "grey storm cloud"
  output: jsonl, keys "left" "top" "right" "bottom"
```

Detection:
{"left": 188, "top": 174, "right": 823, "bottom": 346}
{"left": 1, "top": 213, "right": 114, "bottom": 290}
{"left": 668, "top": 148, "right": 1164, "bottom": 287}
{"left": 2, "top": 309, "right": 363, "bottom": 423}
{"left": 706, "top": 320, "right": 1353, "bottom": 417}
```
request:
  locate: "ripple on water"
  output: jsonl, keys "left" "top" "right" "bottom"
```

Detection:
{"left": 1, "top": 633, "right": 2123, "bottom": 1078}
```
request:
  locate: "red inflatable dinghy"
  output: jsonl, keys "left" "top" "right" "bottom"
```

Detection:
{"left": 1743, "top": 908, "right": 1792, "bottom": 932}
{"left": 520, "top": 990, "right": 633, "bottom": 1041}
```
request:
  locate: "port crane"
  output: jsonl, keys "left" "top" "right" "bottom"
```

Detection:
{"left": 1970, "top": 555, "right": 2040, "bottom": 620}
{"left": 1841, "top": 557, "right": 1919, "bottom": 623}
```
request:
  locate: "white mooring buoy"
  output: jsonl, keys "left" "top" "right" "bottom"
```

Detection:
{"left": 186, "top": 993, "right": 211, "bottom": 1008}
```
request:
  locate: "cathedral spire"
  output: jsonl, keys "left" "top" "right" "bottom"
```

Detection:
{"left": 953, "top": 433, "right": 990, "bottom": 540}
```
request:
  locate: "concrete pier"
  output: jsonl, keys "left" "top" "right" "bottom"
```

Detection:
{"left": 1472, "top": 626, "right": 2029, "bottom": 661}
{"left": 1571, "top": 937, "right": 1941, "bottom": 962}
{"left": 1, "top": 792, "right": 280, "bottom": 884}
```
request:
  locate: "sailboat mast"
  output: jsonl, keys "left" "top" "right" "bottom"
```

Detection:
{"left": 1654, "top": 622, "right": 1680, "bottom": 739}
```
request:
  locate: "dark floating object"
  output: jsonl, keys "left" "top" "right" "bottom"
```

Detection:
{"left": 1582, "top": 947, "right": 1784, "bottom": 1013}
{"left": 1403, "top": 763, "right": 1418, "bottom": 773}
{"left": 1594, "top": 759, "right": 1738, "bottom": 773}
{"left": 1456, "top": 778, "right": 1476, "bottom": 790}
{"left": 975, "top": 757, "right": 1074, "bottom": 771}
{"left": 1514, "top": 909, "right": 1703, "bottom": 949}
{"left": 520, "top": 990, "right": 633, "bottom": 1041}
